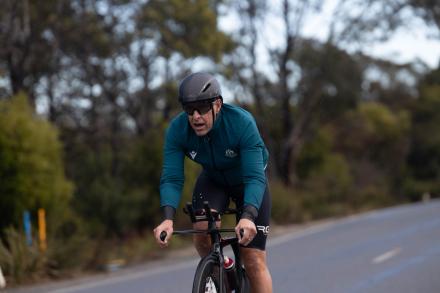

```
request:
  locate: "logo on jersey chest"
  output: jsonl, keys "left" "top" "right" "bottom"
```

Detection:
{"left": 225, "top": 149, "right": 237, "bottom": 158}
{"left": 189, "top": 151, "right": 197, "bottom": 160}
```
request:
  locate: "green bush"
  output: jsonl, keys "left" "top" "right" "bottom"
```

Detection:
{"left": 0, "top": 228, "right": 44, "bottom": 283}
{"left": 270, "top": 180, "right": 307, "bottom": 224}
{"left": 45, "top": 213, "right": 93, "bottom": 275}
{"left": 0, "top": 93, "right": 73, "bottom": 233}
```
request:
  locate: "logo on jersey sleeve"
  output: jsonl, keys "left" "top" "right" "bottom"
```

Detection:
{"left": 225, "top": 149, "right": 237, "bottom": 158}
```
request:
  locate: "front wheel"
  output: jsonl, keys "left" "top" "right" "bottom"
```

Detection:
{"left": 192, "top": 256, "right": 226, "bottom": 293}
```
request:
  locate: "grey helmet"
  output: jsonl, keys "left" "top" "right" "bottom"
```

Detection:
{"left": 178, "top": 72, "right": 222, "bottom": 104}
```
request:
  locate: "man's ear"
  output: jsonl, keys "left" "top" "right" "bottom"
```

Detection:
{"left": 215, "top": 99, "right": 222, "bottom": 112}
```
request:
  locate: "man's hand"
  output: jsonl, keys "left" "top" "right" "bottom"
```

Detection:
{"left": 235, "top": 218, "right": 257, "bottom": 246}
{"left": 153, "top": 220, "right": 174, "bottom": 248}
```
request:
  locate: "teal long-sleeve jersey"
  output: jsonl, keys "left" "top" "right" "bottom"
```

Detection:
{"left": 160, "top": 103, "right": 269, "bottom": 211}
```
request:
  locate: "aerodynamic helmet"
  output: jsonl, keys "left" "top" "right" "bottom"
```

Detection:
{"left": 178, "top": 72, "right": 222, "bottom": 104}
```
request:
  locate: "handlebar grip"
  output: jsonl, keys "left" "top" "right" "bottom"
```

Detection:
{"left": 160, "top": 231, "right": 167, "bottom": 242}
{"left": 239, "top": 229, "right": 244, "bottom": 238}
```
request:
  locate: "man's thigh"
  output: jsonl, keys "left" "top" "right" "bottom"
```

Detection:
{"left": 192, "top": 171, "right": 230, "bottom": 212}
{"left": 192, "top": 171, "right": 272, "bottom": 250}
{"left": 237, "top": 184, "right": 271, "bottom": 250}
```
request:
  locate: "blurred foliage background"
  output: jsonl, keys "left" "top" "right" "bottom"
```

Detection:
{"left": 0, "top": 0, "right": 439, "bottom": 284}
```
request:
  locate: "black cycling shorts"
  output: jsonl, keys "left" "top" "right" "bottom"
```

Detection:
{"left": 191, "top": 171, "right": 271, "bottom": 251}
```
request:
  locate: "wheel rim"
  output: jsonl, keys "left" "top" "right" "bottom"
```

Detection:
{"left": 204, "top": 276, "right": 218, "bottom": 293}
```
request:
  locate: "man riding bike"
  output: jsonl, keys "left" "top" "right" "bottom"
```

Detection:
{"left": 153, "top": 72, "right": 273, "bottom": 293}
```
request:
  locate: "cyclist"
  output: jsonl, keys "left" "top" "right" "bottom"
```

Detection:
{"left": 153, "top": 72, "right": 273, "bottom": 293}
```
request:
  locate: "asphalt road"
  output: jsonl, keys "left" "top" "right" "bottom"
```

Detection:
{"left": 7, "top": 199, "right": 440, "bottom": 293}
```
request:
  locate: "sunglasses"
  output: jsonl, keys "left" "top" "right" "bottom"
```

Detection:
{"left": 183, "top": 101, "right": 213, "bottom": 116}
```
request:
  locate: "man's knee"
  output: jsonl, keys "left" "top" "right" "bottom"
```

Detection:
{"left": 193, "top": 235, "right": 211, "bottom": 257}
{"left": 241, "top": 248, "right": 268, "bottom": 277}
{"left": 192, "top": 220, "right": 221, "bottom": 257}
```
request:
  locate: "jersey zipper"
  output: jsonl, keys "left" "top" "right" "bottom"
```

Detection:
{"left": 206, "top": 134, "right": 230, "bottom": 186}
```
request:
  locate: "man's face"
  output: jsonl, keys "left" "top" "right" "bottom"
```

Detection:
{"left": 184, "top": 99, "right": 222, "bottom": 136}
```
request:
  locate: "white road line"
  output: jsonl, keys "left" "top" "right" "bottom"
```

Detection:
{"left": 372, "top": 247, "right": 402, "bottom": 264}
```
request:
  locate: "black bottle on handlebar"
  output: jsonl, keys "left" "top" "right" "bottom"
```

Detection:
{"left": 224, "top": 256, "right": 239, "bottom": 290}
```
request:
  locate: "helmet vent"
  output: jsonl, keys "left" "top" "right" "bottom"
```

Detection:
{"left": 201, "top": 83, "right": 211, "bottom": 92}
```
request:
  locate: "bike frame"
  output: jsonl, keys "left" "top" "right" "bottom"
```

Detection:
{"left": 161, "top": 201, "right": 247, "bottom": 293}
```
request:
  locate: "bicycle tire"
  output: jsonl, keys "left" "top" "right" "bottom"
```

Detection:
{"left": 192, "top": 255, "right": 226, "bottom": 293}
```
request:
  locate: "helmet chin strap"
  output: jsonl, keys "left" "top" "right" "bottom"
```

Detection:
{"left": 210, "top": 101, "right": 215, "bottom": 122}
{"left": 211, "top": 99, "right": 222, "bottom": 122}
{"left": 211, "top": 107, "right": 216, "bottom": 121}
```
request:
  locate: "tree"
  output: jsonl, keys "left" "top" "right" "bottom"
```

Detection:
{"left": 0, "top": 0, "right": 47, "bottom": 103}
{"left": 136, "top": 0, "right": 234, "bottom": 119}
{"left": 277, "top": 40, "right": 363, "bottom": 185}
{"left": 409, "top": 0, "right": 440, "bottom": 34}
{"left": 406, "top": 66, "right": 440, "bottom": 198}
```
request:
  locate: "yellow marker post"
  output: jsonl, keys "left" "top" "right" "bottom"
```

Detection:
{"left": 38, "top": 209, "right": 47, "bottom": 252}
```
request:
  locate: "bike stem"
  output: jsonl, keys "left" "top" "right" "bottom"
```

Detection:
{"left": 203, "top": 202, "right": 227, "bottom": 293}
